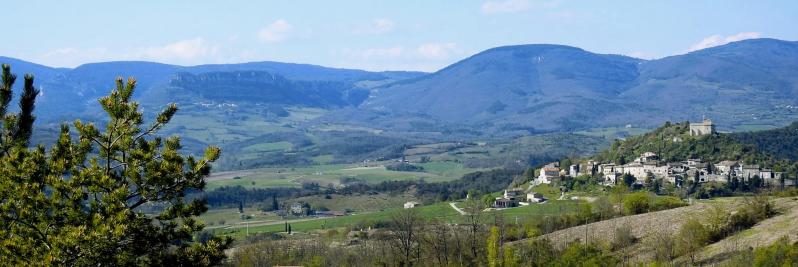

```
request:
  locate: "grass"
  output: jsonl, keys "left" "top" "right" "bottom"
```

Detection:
{"left": 199, "top": 207, "right": 282, "bottom": 228}
{"left": 213, "top": 200, "right": 582, "bottom": 237}
{"left": 213, "top": 202, "right": 459, "bottom": 237}
{"left": 206, "top": 162, "right": 478, "bottom": 190}
{"left": 291, "top": 193, "right": 415, "bottom": 212}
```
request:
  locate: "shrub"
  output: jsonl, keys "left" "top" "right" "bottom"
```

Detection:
{"left": 623, "top": 192, "right": 652, "bottom": 214}
{"left": 651, "top": 196, "right": 686, "bottom": 211}
{"left": 611, "top": 226, "right": 636, "bottom": 250}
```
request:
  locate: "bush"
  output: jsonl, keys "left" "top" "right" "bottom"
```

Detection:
{"left": 623, "top": 192, "right": 652, "bottom": 215}
{"left": 611, "top": 226, "right": 636, "bottom": 250}
{"left": 651, "top": 196, "right": 686, "bottom": 211}
{"left": 753, "top": 236, "right": 798, "bottom": 266}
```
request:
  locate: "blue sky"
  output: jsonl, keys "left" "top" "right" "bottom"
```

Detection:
{"left": 4, "top": 0, "right": 797, "bottom": 71}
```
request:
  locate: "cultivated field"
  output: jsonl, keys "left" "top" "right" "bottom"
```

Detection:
{"left": 205, "top": 161, "right": 482, "bottom": 190}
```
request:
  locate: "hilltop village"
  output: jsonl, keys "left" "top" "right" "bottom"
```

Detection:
{"left": 493, "top": 119, "right": 789, "bottom": 208}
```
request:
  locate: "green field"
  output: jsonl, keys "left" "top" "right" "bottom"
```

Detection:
{"left": 199, "top": 207, "right": 283, "bottom": 228}
{"left": 291, "top": 193, "right": 416, "bottom": 212}
{"left": 213, "top": 200, "right": 582, "bottom": 237}
{"left": 206, "top": 162, "right": 482, "bottom": 190}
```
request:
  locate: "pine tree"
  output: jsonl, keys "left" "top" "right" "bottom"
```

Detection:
{"left": 0, "top": 68, "right": 231, "bottom": 266}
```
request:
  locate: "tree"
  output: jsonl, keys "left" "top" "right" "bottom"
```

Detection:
{"left": 487, "top": 226, "right": 500, "bottom": 267}
{"left": 462, "top": 198, "right": 485, "bottom": 261}
{"left": 390, "top": 208, "right": 421, "bottom": 266}
{"left": 622, "top": 173, "right": 636, "bottom": 187}
{"left": 623, "top": 192, "right": 651, "bottom": 215}
{"left": 0, "top": 64, "right": 38, "bottom": 153}
{"left": 677, "top": 219, "right": 709, "bottom": 265}
{"left": 0, "top": 70, "right": 231, "bottom": 266}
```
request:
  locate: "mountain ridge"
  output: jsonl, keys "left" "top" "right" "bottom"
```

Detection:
{"left": 2, "top": 38, "right": 797, "bottom": 134}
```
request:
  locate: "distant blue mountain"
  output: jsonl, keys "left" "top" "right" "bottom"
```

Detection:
{"left": 358, "top": 38, "right": 798, "bottom": 132}
{"left": 0, "top": 58, "right": 426, "bottom": 123}
{"left": 2, "top": 38, "right": 797, "bottom": 133}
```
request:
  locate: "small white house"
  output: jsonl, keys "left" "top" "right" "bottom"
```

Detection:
{"left": 526, "top": 192, "right": 546, "bottom": 203}
{"left": 404, "top": 201, "right": 421, "bottom": 209}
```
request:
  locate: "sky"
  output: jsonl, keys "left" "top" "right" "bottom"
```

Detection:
{"left": 3, "top": 0, "right": 797, "bottom": 72}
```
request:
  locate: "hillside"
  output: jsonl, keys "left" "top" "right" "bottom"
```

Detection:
{"left": 516, "top": 197, "right": 798, "bottom": 265}
{"left": 168, "top": 71, "right": 368, "bottom": 108}
{"left": 3, "top": 39, "right": 798, "bottom": 134}
{"left": 593, "top": 121, "right": 766, "bottom": 164}
{"left": 360, "top": 44, "right": 643, "bottom": 132}
{"left": 0, "top": 57, "right": 426, "bottom": 124}
{"left": 733, "top": 121, "right": 798, "bottom": 161}
{"left": 357, "top": 38, "right": 798, "bottom": 133}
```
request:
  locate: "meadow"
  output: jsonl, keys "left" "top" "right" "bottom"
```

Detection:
{"left": 205, "top": 161, "right": 484, "bottom": 190}
{"left": 212, "top": 199, "right": 582, "bottom": 237}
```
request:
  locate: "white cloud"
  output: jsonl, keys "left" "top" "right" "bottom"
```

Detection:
{"left": 481, "top": 0, "right": 557, "bottom": 14}
{"left": 416, "top": 43, "right": 457, "bottom": 59}
{"left": 687, "top": 32, "right": 761, "bottom": 52}
{"left": 35, "top": 47, "right": 110, "bottom": 67}
{"left": 352, "top": 18, "right": 397, "bottom": 35}
{"left": 258, "top": 19, "right": 293, "bottom": 43}
{"left": 33, "top": 38, "right": 219, "bottom": 67}
{"left": 481, "top": 0, "right": 532, "bottom": 14}
{"left": 372, "top": 19, "right": 395, "bottom": 33}
{"left": 141, "top": 38, "right": 216, "bottom": 60}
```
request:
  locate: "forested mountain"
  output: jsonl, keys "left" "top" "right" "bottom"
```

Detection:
{"left": 0, "top": 58, "right": 426, "bottom": 123}
{"left": 357, "top": 38, "right": 798, "bottom": 133}
{"left": 3, "top": 38, "right": 797, "bottom": 134}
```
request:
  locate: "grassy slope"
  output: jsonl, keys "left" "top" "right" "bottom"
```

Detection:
{"left": 695, "top": 197, "right": 798, "bottom": 265}
{"left": 506, "top": 197, "right": 798, "bottom": 264}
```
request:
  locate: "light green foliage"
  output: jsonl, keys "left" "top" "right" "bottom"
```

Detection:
{"left": 677, "top": 219, "right": 710, "bottom": 264}
{"left": 623, "top": 192, "right": 652, "bottom": 215}
{"left": 0, "top": 69, "right": 230, "bottom": 266}
{"left": 487, "top": 226, "right": 500, "bottom": 267}
{"left": 551, "top": 242, "right": 619, "bottom": 267}
{"left": 752, "top": 236, "right": 798, "bottom": 266}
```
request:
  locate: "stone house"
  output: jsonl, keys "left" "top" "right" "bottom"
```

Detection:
{"left": 537, "top": 167, "right": 561, "bottom": 184}
{"left": 689, "top": 119, "right": 715, "bottom": 136}
{"left": 716, "top": 161, "right": 739, "bottom": 176}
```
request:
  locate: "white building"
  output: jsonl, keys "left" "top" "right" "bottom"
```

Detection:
{"left": 526, "top": 192, "right": 546, "bottom": 203}
{"left": 689, "top": 119, "right": 715, "bottom": 136}
{"left": 537, "top": 167, "right": 561, "bottom": 184}
{"left": 404, "top": 201, "right": 421, "bottom": 209}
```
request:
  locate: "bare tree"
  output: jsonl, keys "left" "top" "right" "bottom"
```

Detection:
{"left": 462, "top": 198, "right": 486, "bottom": 261}
{"left": 390, "top": 208, "right": 422, "bottom": 266}
{"left": 425, "top": 219, "right": 451, "bottom": 266}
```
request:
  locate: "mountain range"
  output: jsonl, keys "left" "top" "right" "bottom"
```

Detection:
{"left": 2, "top": 38, "right": 797, "bottom": 135}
